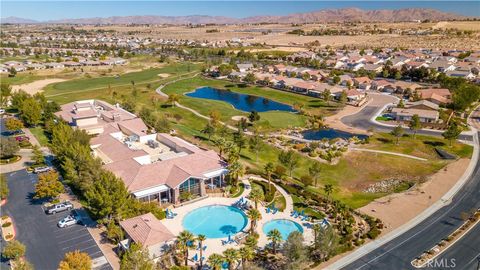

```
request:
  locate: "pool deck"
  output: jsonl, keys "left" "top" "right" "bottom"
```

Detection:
{"left": 160, "top": 177, "right": 313, "bottom": 263}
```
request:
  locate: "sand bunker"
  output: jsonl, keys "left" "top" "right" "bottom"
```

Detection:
{"left": 12, "top": 78, "right": 66, "bottom": 95}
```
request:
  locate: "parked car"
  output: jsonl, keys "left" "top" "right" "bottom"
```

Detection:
{"left": 0, "top": 108, "right": 5, "bottom": 114}
{"left": 57, "top": 210, "right": 82, "bottom": 228}
{"left": 46, "top": 201, "right": 73, "bottom": 215}
{"left": 6, "top": 130, "right": 25, "bottom": 137}
{"left": 15, "top": 135, "right": 30, "bottom": 142}
{"left": 34, "top": 166, "right": 52, "bottom": 174}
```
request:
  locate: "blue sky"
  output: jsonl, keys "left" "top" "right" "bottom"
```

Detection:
{"left": 1, "top": 1, "right": 479, "bottom": 21}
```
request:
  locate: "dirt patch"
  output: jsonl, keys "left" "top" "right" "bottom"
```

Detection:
{"left": 157, "top": 73, "right": 170, "bottom": 78}
{"left": 12, "top": 78, "right": 66, "bottom": 95}
{"left": 231, "top": 115, "right": 248, "bottom": 121}
{"left": 358, "top": 158, "right": 470, "bottom": 233}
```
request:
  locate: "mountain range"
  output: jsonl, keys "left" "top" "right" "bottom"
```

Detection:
{"left": 0, "top": 8, "right": 470, "bottom": 25}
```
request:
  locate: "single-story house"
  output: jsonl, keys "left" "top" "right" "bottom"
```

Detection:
{"left": 417, "top": 88, "right": 452, "bottom": 105}
{"left": 391, "top": 107, "right": 439, "bottom": 123}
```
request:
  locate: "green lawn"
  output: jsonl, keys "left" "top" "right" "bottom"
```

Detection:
{"left": 362, "top": 133, "right": 473, "bottom": 160}
{"left": 29, "top": 126, "right": 49, "bottom": 146}
{"left": 40, "top": 61, "right": 470, "bottom": 209}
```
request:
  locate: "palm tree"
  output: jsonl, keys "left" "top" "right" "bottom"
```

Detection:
{"left": 167, "top": 93, "right": 180, "bottom": 107}
{"left": 248, "top": 188, "right": 262, "bottom": 209}
{"left": 267, "top": 229, "right": 283, "bottom": 254}
{"left": 324, "top": 184, "right": 333, "bottom": 202}
{"left": 177, "top": 230, "right": 195, "bottom": 266}
{"left": 264, "top": 162, "right": 274, "bottom": 192}
{"left": 238, "top": 246, "right": 255, "bottom": 270}
{"left": 227, "top": 161, "right": 244, "bottom": 188}
{"left": 223, "top": 248, "right": 239, "bottom": 270}
{"left": 309, "top": 162, "right": 322, "bottom": 187}
{"left": 214, "top": 137, "right": 227, "bottom": 159}
{"left": 312, "top": 223, "right": 321, "bottom": 248}
{"left": 197, "top": 234, "right": 206, "bottom": 268}
{"left": 247, "top": 209, "right": 262, "bottom": 234}
{"left": 208, "top": 253, "right": 224, "bottom": 270}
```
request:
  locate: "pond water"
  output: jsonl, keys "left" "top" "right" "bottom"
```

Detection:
{"left": 186, "top": 87, "right": 296, "bottom": 113}
{"left": 302, "top": 128, "right": 368, "bottom": 140}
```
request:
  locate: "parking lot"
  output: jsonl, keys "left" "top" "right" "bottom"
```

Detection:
{"left": 1, "top": 169, "right": 112, "bottom": 270}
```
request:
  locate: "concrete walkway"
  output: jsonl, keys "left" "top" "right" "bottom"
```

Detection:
{"left": 350, "top": 148, "right": 428, "bottom": 161}
{"left": 0, "top": 149, "right": 33, "bottom": 173}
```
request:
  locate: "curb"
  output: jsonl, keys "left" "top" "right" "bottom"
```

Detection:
{"left": 328, "top": 130, "right": 479, "bottom": 270}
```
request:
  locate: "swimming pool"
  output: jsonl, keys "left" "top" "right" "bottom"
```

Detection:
{"left": 263, "top": 219, "right": 303, "bottom": 240}
{"left": 182, "top": 205, "right": 248, "bottom": 238}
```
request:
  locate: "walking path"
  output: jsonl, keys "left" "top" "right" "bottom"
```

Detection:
{"left": 349, "top": 148, "right": 428, "bottom": 161}
{"left": 155, "top": 75, "right": 251, "bottom": 135}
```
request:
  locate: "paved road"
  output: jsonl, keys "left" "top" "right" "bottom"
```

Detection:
{"left": 341, "top": 93, "right": 473, "bottom": 141}
{"left": 342, "top": 133, "right": 480, "bottom": 270}
{"left": 1, "top": 170, "right": 111, "bottom": 270}
{"left": 432, "top": 222, "right": 480, "bottom": 270}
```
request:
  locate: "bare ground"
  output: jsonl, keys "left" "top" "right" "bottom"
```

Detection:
{"left": 12, "top": 78, "right": 67, "bottom": 95}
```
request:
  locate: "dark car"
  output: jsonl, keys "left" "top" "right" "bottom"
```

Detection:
{"left": 15, "top": 135, "right": 30, "bottom": 142}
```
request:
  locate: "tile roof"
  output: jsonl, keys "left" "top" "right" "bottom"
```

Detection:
{"left": 120, "top": 212, "right": 175, "bottom": 247}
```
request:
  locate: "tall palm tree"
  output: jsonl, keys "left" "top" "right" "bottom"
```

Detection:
{"left": 309, "top": 162, "right": 322, "bottom": 187}
{"left": 247, "top": 209, "right": 261, "bottom": 234}
{"left": 197, "top": 234, "right": 207, "bottom": 268}
{"left": 223, "top": 248, "right": 239, "bottom": 270}
{"left": 312, "top": 223, "right": 321, "bottom": 248}
{"left": 324, "top": 184, "right": 333, "bottom": 202}
{"left": 238, "top": 246, "right": 255, "bottom": 270}
{"left": 208, "top": 253, "right": 224, "bottom": 270}
{"left": 267, "top": 229, "right": 283, "bottom": 254}
{"left": 177, "top": 230, "right": 195, "bottom": 266}
{"left": 264, "top": 162, "right": 274, "bottom": 192}
{"left": 248, "top": 188, "right": 262, "bottom": 209}
{"left": 227, "top": 161, "right": 244, "bottom": 188}
{"left": 214, "top": 137, "right": 227, "bottom": 159}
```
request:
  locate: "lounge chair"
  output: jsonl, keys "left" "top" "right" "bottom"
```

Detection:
{"left": 266, "top": 207, "right": 271, "bottom": 213}
{"left": 272, "top": 207, "right": 278, "bottom": 214}
{"left": 203, "top": 245, "right": 207, "bottom": 251}
{"left": 192, "top": 253, "right": 198, "bottom": 262}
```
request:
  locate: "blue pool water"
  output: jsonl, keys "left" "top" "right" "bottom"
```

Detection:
{"left": 182, "top": 205, "right": 248, "bottom": 238}
{"left": 186, "top": 87, "right": 296, "bottom": 113}
{"left": 263, "top": 219, "right": 303, "bottom": 240}
{"left": 302, "top": 128, "right": 368, "bottom": 140}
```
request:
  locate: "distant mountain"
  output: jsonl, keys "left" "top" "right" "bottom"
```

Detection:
{"left": 1, "top": 8, "right": 470, "bottom": 25}
{"left": 1, "top": 16, "right": 39, "bottom": 24}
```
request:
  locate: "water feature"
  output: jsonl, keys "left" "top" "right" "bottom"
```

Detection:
{"left": 302, "top": 128, "right": 368, "bottom": 140}
{"left": 186, "top": 87, "right": 296, "bottom": 112}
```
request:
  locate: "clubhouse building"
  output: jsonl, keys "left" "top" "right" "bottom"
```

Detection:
{"left": 55, "top": 100, "right": 228, "bottom": 205}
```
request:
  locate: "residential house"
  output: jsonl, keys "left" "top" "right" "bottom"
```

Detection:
{"left": 391, "top": 101, "right": 439, "bottom": 123}
{"left": 353, "top": 77, "right": 372, "bottom": 90}
{"left": 417, "top": 88, "right": 452, "bottom": 105}
{"left": 236, "top": 63, "right": 254, "bottom": 73}
{"left": 445, "top": 70, "right": 476, "bottom": 80}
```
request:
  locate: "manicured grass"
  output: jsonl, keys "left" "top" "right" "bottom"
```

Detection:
{"left": 362, "top": 133, "right": 473, "bottom": 159}
{"left": 41, "top": 62, "right": 467, "bottom": 209}
{"left": 231, "top": 183, "right": 245, "bottom": 198}
{"left": 29, "top": 126, "right": 49, "bottom": 146}
{"left": 44, "top": 62, "right": 200, "bottom": 95}
{"left": 267, "top": 194, "right": 287, "bottom": 211}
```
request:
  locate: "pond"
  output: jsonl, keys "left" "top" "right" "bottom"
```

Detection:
{"left": 302, "top": 128, "right": 368, "bottom": 140}
{"left": 186, "top": 87, "right": 296, "bottom": 113}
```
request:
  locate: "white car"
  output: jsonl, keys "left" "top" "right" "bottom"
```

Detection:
{"left": 57, "top": 212, "right": 82, "bottom": 228}
{"left": 34, "top": 166, "right": 52, "bottom": 174}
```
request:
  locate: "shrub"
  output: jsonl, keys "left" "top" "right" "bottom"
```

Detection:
{"left": 252, "top": 180, "right": 275, "bottom": 203}
{"left": 2, "top": 222, "right": 12, "bottom": 227}
{"left": 274, "top": 165, "right": 286, "bottom": 178}
{"left": 367, "top": 227, "right": 381, "bottom": 239}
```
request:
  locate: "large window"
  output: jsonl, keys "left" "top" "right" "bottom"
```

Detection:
{"left": 179, "top": 178, "right": 200, "bottom": 197}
